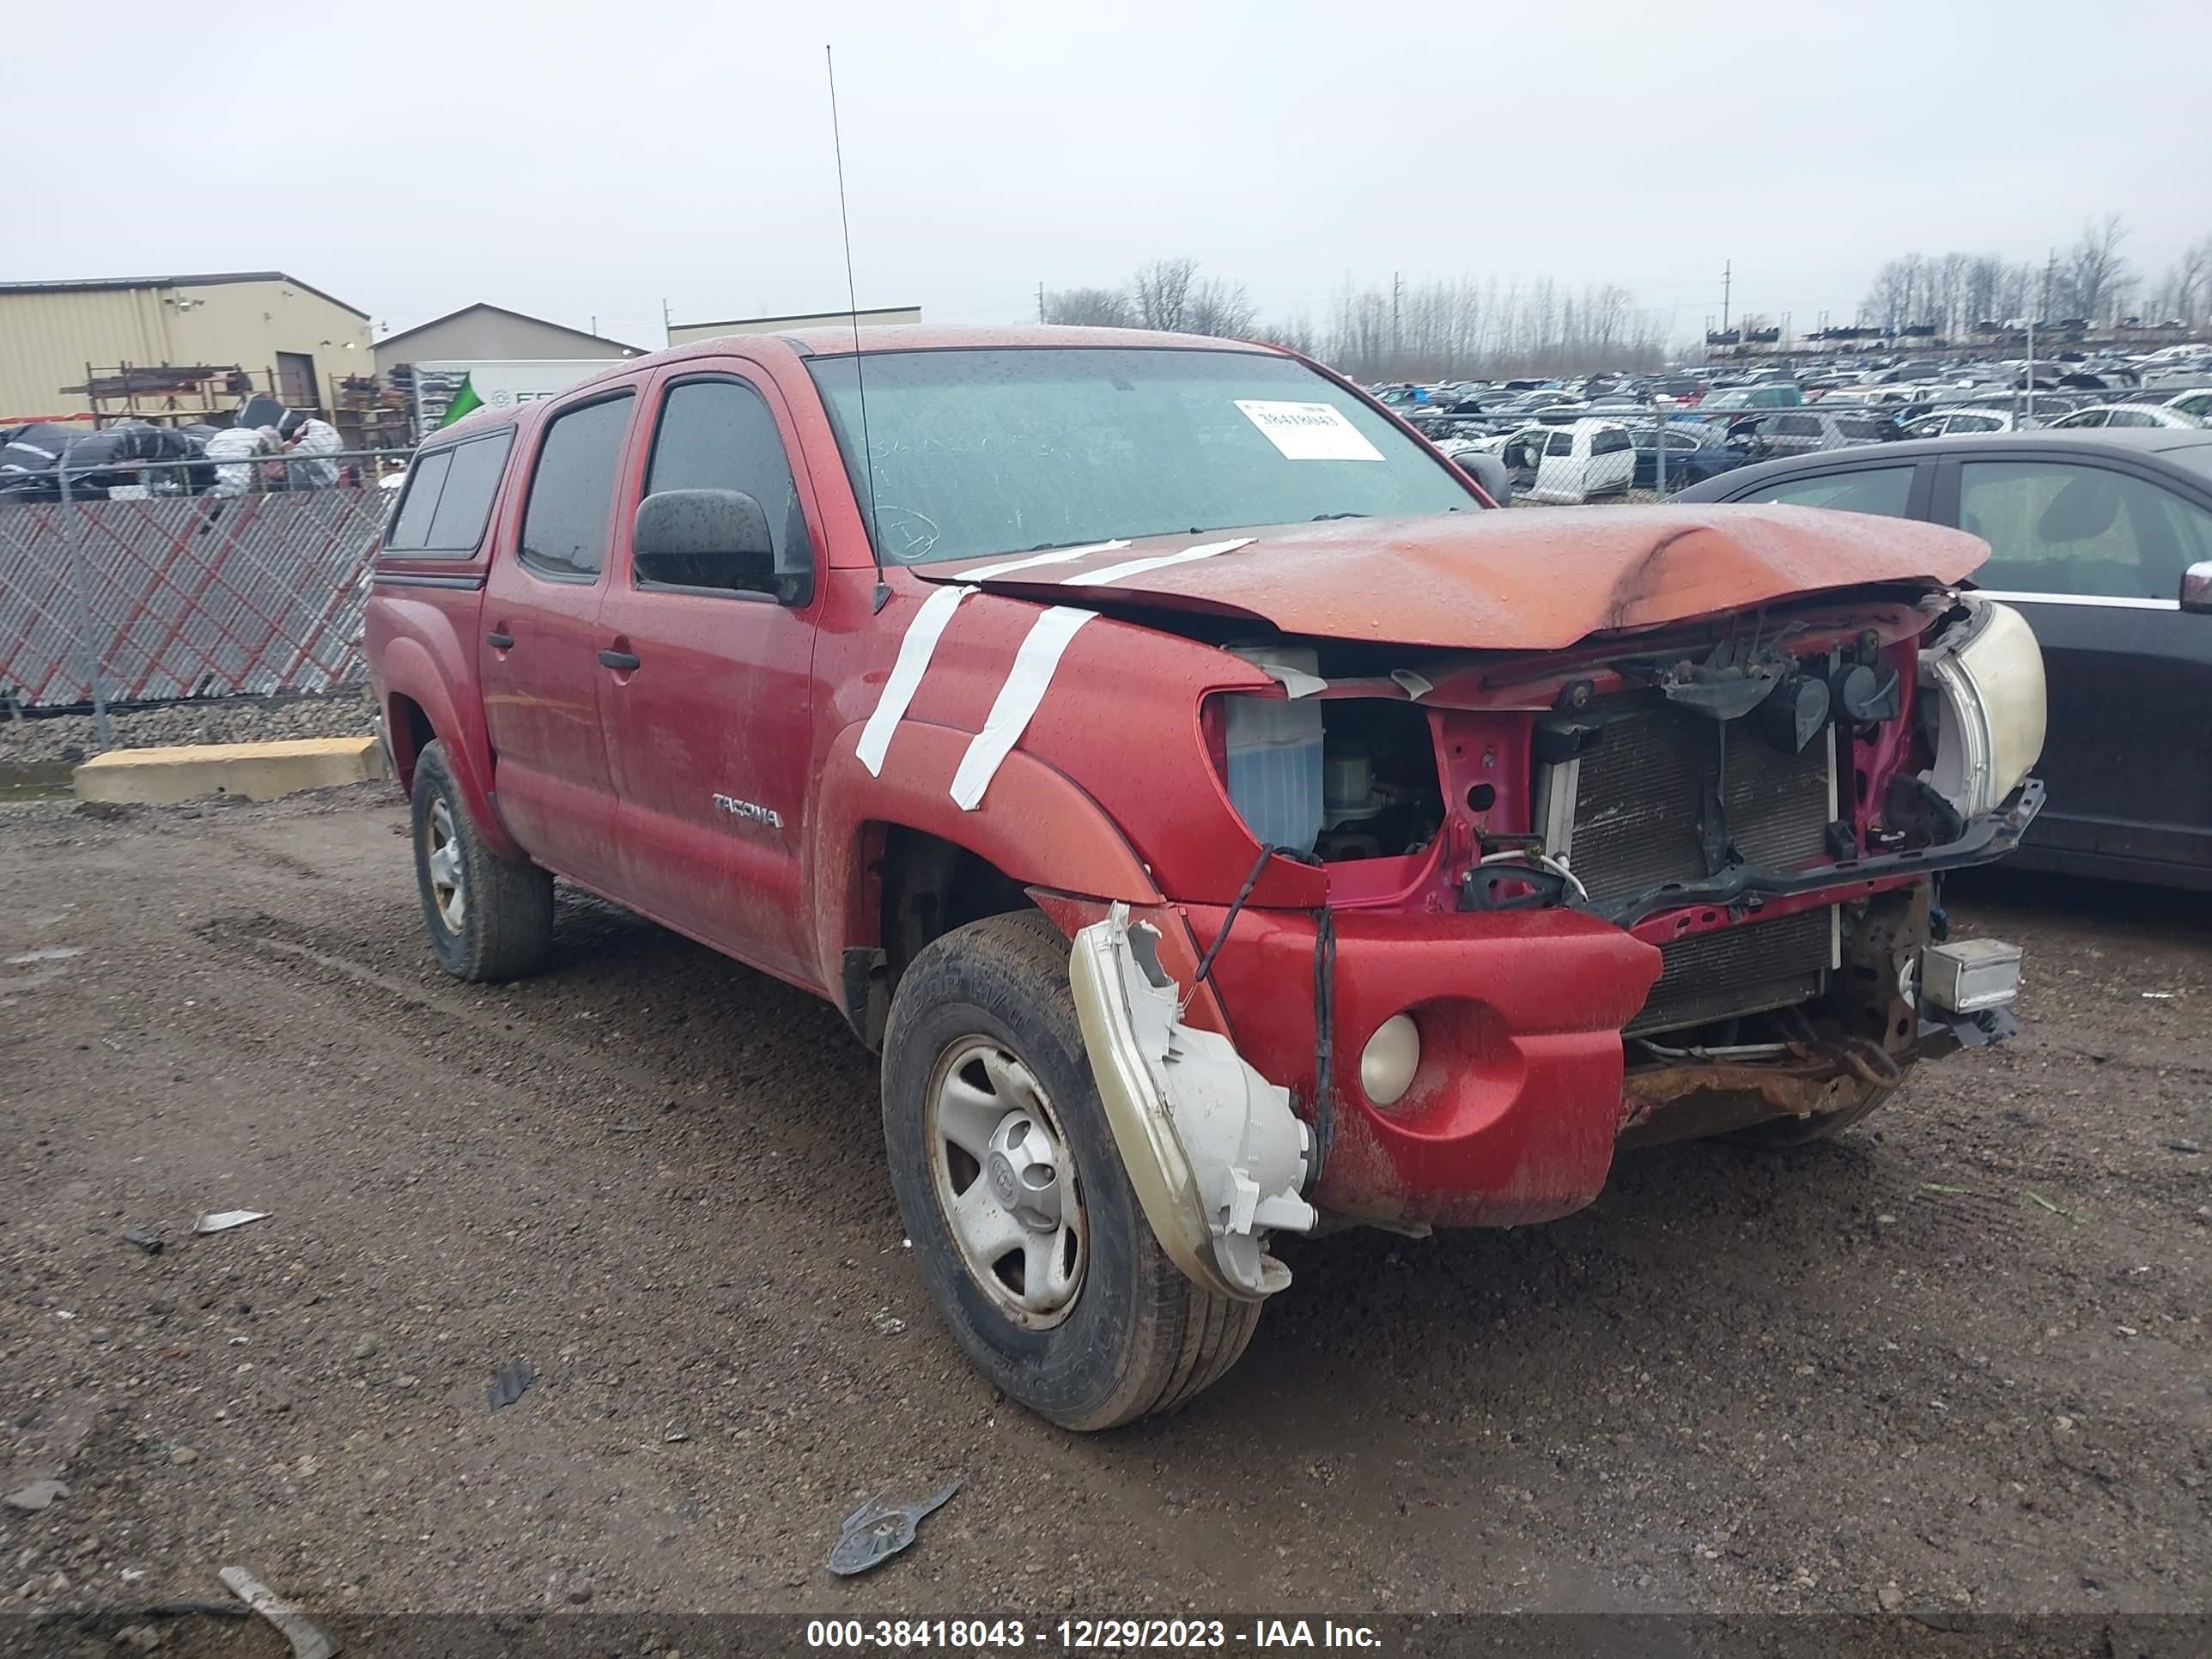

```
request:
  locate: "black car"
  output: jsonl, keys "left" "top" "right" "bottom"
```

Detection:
{"left": 1678, "top": 430, "right": 2212, "bottom": 889}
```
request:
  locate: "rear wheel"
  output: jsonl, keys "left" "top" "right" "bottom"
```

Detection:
{"left": 881, "top": 910, "right": 1260, "bottom": 1430}
{"left": 410, "top": 739, "right": 554, "bottom": 982}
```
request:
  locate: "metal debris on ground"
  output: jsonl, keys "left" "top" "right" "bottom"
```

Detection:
{"left": 192, "top": 1209, "right": 268, "bottom": 1235}
{"left": 488, "top": 1362, "right": 537, "bottom": 1411}
{"left": 120, "top": 1226, "right": 164, "bottom": 1254}
{"left": 218, "top": 1565, "right": 340, "bottom": 1659}
{"left": 3, "top": 1478, "right": 68, "bottom": 1512}
{"left": 828, "top": 1475, "right": 963, "bottom": 1577}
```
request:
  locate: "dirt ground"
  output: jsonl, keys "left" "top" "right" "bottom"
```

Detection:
{"left": 2, "top": 784, "right": 2207, "bottom": 1640}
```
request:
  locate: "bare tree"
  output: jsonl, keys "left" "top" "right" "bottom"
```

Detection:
{"left": 1131, "top": 258, "right": 1198, "bottom": 333}
{"left": 1255, "top": 313, "right": 1317, "bottom": 356}
{"left": 2059, "top": 214, "right": 2133, "bottom": 322}
{"left": 2152, "top": 234, "right": 2211, "bottom": 325}
{"left": 1182, "top": 276, "right": 1258, "bottom": 339}
{"left": 1042, "top": 287, "right": 1134, "bottom": 327}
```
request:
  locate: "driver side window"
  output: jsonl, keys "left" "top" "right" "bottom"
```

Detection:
{"left": 641, "top": 379, "right": 810, "bottom": 595}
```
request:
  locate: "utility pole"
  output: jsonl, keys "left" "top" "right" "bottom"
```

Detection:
{"left": 1392, "top": 270, "right": 1403, "bottom": 361}
{"left": 1721, "top": 259, "right": 1731, "bottom": 336}
{"left": 661, "top": 297, "right": 673, "bottom": 343}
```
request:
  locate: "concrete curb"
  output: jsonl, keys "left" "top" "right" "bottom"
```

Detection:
{"left": 73, "top": 737, "right": 389, "bottom": 806}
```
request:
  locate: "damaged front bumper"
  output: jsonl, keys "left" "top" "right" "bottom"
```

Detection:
{"left": 1067, "top": 905, "right": 1318, "bottom": 1303}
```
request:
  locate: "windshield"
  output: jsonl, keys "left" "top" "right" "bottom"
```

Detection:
{"left": 806, "top": 347, "right": 1478, "bottom": 566}
{"left": 1701, "top": 389, "right": 1753, "bottom": 410}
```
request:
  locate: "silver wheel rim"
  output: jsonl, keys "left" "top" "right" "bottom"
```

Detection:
{"left": 926, "top": 1038, "right": 1085, "bottom": 1328}
{"left": 424, "top": 798, "right": 465, "bottom": 933}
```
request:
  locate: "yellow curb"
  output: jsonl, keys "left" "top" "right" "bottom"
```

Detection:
{"left": 73, "top": 736, "right": 389, "bottom": 805}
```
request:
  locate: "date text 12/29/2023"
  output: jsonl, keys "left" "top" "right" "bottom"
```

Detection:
{"left": 804, "top": 1619, "right": 1384, "bottom": 1650}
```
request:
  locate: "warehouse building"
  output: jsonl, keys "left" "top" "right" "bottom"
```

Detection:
{"left": 665, "top": 305, "right": 921, "bottom": 346}
{"left": 0, "top": 271, "right": 374, "bottom": 426}
{"left": 372, "top": 303, "right": 645, "bottom": 373}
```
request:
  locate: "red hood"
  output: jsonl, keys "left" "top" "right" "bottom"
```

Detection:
{"left": 913, "top": 505, "right": 1986, "bottom": 652}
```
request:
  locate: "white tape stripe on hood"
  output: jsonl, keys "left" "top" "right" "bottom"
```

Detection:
{"left": 855, "top": 583, "right": 974, "bottom": 777}
{"left": 1060, "top": 537, "right": 1255, "bottom": 588}
{"left": 949, "top": 606, "right": 1097, "bottom": 811}
{"left": 953, "top": 540, "right": 1129, "bottom": 581}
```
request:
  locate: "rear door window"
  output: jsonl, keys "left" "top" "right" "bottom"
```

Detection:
{"left": 1590, "top": 428, "right": 1630, "bottom": 456}
{"left": 1545, "top": 430, "right": 1576, "bottom": 458}
{"left": 1959, "top": 459, "right": 2212, "bottom": 600}
{"left": 383, "top": 450, "right": 451, "bottom": 551}
{"left": 420, "top": 430, "right": 514, "bottom": 552}
{"left": 519, "top": 394, "right": 635, "bottom": 578}
{"left": 1741, "top": 465, "right": 1916, "bottom": 517}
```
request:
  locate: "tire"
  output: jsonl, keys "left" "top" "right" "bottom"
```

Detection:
{"left": 410, "top": 739, "right": 554, "bottom": 982}
{"left": 881, "top": 910, "right": 1261, "bottom": 1431}
{"left": 1724, "top": 1079, "right": 1901, "bottom": 1148}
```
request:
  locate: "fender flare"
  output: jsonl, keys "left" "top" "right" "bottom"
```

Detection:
{"left": 375, "top": 635, "right": 522, "bottom": 864}
{"left": 810, "top": 717, "right": 1163, "bottom": 1003}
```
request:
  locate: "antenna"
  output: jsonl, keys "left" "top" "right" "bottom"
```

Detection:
{"left": 826, "top": 44, "right": 889, "bottom": 613}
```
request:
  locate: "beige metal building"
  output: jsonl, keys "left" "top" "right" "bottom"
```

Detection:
{"left": 0, "top": 271, "right": 374, "bottom": 425}
{"left": 665, "top": 305, "right": 921, "bottom": 347}
{"left": 373, "top": 303, "right": 645, "bottom": 373}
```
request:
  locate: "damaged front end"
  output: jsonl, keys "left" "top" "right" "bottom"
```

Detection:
{"left": 1067, "top": 904, "right": 1318, "bottom": 1301}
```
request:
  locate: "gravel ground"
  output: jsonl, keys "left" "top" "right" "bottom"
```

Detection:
{"left": 1, "top": 787, "right": 2206, "bottom": 1645}
{"left": 0, "top": 690, "right": 375, "bottom": 769}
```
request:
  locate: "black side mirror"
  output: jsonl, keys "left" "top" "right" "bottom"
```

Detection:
{"left": 634, "top": 488, "right": 811, "bottom": 605}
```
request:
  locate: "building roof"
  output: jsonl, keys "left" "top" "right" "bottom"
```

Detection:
{"left": 376, "top": 302, "right": 646, "bottom": 357}
{"left": 0, "top": 271, "right": 368, "bottom": 318}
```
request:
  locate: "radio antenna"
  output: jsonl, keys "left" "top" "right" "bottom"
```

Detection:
{"left": 826, "top": 44, "right": 889, "bottom": 612}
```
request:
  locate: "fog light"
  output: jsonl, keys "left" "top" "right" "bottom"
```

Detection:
{"left": 1360, "top": 1013, "right": 1421, "bottom": 1107}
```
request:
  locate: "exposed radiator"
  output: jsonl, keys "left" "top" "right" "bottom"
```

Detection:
{"left": 1559, "top": 697, "right": 1834, "bottom": 906}
{"left": 1626, "top": 907, "right": 1832, "bottom": 1036}
{"left": 1541, "top": 696, "right": 1836, "bottom": 1036}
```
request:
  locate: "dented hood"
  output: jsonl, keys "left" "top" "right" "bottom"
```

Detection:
{"left": 914, "top": 505, "right": 1986, "bottom": 652}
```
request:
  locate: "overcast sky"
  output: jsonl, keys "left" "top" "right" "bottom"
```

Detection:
{"left": 7, "top": 1, "right": 2209, "bottom": 350}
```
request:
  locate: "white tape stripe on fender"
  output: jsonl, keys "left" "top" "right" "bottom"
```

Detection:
{"left": 855, "top": 583, "right": 975, "bottom": 777}
{"left": 1060, "top": 537, "right": 1255, "bottom": 587}
{"left": 953, "top": 540, "right": 1129, "bottom": 580}
{"left": 949, "top": 606, "right": 1097, "bottom": 811}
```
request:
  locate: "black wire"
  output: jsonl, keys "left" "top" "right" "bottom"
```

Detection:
{"left": 1188, "top": 842, "right": 1334, "bottom": 1191}
{"left": 1310, "top": 903, "right": 1336, "bottom": 1188}
{"left": 1191, "top": 842, "right": 1276, "bottom": 994}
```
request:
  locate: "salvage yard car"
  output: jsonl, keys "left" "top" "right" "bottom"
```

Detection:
{"left": 366, "top": 325, "right": 2046, "bottom": 1429}
{"left": 1680, "top": 428, "right": 2212, "bottom": 890}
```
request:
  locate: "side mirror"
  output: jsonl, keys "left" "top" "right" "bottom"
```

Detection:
{"left": 633, "top": 488, "right": 811, "bottom": 606}
{"left": 2184, "top": 561, "right": 2212, "bottom": 615}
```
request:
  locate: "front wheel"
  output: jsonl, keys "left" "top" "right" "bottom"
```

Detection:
{"left": 881, "top": 911, "right": 1260, "bottom": 1430}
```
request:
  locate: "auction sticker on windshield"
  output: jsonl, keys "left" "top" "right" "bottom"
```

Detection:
{"left": 1234, "top": 400, "right": 1385, "bottom": 461}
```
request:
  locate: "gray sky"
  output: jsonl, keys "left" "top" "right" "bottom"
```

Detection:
{"left": 7, "top": 0, "right": 2209, "bottom": 350}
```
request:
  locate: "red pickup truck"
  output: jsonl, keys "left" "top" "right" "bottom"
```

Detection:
{"left": 367, "top": 325, "right": 2045, "bottom": 1428}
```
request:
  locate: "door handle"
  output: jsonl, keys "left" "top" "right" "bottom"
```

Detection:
{"left": 599, "top": 649, "right": 641, "bottom": 672}
{"left": 485, "top": 631, "right": 514, "bottom": 649}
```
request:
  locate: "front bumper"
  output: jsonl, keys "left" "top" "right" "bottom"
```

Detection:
{"left": 1153, "top": 790, "right": 2036, "bottom": 1231}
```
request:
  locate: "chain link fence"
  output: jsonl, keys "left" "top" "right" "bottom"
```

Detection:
{"left": 0, "top": 450, "right": 400, "bottom": 743}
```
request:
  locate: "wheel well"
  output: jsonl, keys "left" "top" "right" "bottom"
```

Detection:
{"left": 387, "top": 694, "right": 435, "bottom": 792}
{"left": 848, "top": 826, "right": 1035, "bottom": 1049}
